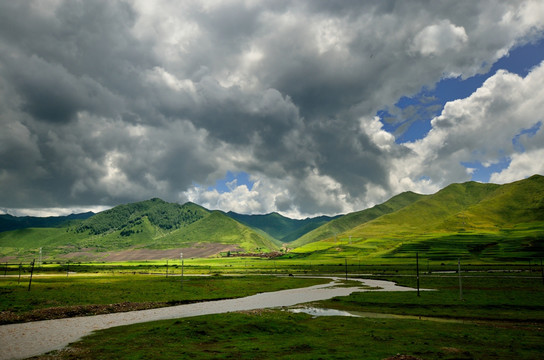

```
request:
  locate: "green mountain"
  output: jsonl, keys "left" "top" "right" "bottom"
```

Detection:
{"left": 73, "top": 199, "right": 208, "bottom": 235}
{"left": 0, "top": 212, "right": 94, "bottom": 233}
{"left": 226, "top": 211, "right": 339, "bottom": 243}
{"left": 292, "top": 175, "right": 544, "bottom": 262}
{"left": 159, "top": 211, "right": 278, "bottom": 252}
{"left": 290, "top": 191, "right": 424, "bottom": 248}
{"left": 0, "top": 199, "right": 278, "bottom": 261}
{"left": 1, "top": 176, "right": 543, "bottom": 263}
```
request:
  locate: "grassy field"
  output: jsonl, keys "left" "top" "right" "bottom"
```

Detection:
{"left": 320, "top": 274, "right": 544, "bottom": 322}
{"left": 2, "top": 256, "right": 542, "bottom": 280}
{"left": 0, "top": 274, "right": 328, "bottom": 323}
{"left": 29, "top": 273, "right": 544, "bottom": 360}
{"left": 34, "top": 311, "right": 542, "bottom": 360}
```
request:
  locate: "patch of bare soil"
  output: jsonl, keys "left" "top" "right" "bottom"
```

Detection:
{"left": 55, "top": 243, "right": 243, "bottom": 261}
{"left": 102, "top": 243, "right": 242, "bottom": 261}
{"left": 59, "top": 251, "right": 103, "bottom": 261}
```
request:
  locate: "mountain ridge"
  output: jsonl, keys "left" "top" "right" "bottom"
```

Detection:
{"left": 1, "top": 175, "right": 543, "bottom": 262}
{"left": 225, "top": 211, "right": 340, "bottom": 243}
{"left": 0, "top": 212, "right": 95, "bottom": 233}
{"left": 291, "top": 175, "right": 544, "bottom": 261}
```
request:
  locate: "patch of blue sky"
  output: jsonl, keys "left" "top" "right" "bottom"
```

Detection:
{"left": 207, "top": 171, "right": 254, "bottom": 193}
{"left": 378, "top": 38, "right": 544, "bottom": 144}
{"left": 461, "top": 157, "right": 511, "bottom": 183}
{"left": 458, "top": 122, "right": 541, "bottom": 183}
{"left": 512, "top": 121, "right": 542, "bottom": 152}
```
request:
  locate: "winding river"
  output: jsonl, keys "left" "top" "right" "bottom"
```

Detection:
{"left": 0, "top": 277, "right": 418, "bottom": 360}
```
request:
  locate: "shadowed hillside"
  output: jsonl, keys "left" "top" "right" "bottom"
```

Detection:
{"left": 226, "top": 211, "right": 339, "bottom": 243}
{"left": 0, "top": 212, "right": 94, "bottom": 233}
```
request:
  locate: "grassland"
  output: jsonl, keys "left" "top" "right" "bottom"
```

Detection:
{"left": 290, "top": 191, "right": 424, "bottom": 248}
{"left": 0, "top": 274, "right": 328, "bottom": 324}
{"left": 321, "top": 274, "right": 544, "bottom": 322}
{"left": 28, "top": 272, "right": 544, "bottom": 360}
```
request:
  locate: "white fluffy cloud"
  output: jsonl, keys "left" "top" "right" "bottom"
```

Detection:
{"left": 387, "top": 60, "right": 544, "bottom": 193}
{"left": 490, "top": 148, "right": 544, "bottom": 184}
{"left": 411, "top": 20, "right": 468, "bottom": 57}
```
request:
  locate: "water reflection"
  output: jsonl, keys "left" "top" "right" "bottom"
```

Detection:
{"left": 289, "top": 307, "right": 465, "bottom": 323}
{"left": 289, "top": 307, "right": 360, "bottom": 318}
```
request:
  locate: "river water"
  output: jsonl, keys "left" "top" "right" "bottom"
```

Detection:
{"left": 0, "top": 277, "right": 418, "bottom": 360}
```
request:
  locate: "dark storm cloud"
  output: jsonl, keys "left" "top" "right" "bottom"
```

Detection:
{"left": 310, "top": 118, "right": 386, "bottom": 195}
{"left": 0, "top": 0, "right": 542, "bottom": 216}
{"left": 3, "top": 54, "right": 121, "bottom": 123}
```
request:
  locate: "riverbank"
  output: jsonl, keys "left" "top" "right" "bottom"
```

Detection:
{"left": 0, "top": 277, "right": 414, "bottom": 359}
{"left": 0, "top": 274, "right": 327, "bottom": 325}
{"left": 25, "top": 274, "right": 543, "bottom": 360}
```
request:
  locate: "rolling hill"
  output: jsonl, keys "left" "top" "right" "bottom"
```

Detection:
{"left": 0, "top": 199, "right": 278, "bottom": 261}
{"left": 291, "top": 175, "right": 544, "bottom": 262}
{"left": 290, "top": 191, "right": 425, "bottom": 248}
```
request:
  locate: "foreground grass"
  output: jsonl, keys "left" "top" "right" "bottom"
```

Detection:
{"left": 36, "top": 310, "right": 543, "bottom": 360}
{"left": 0, "top": 274, "right": 328, "bottom": 323}
{"left": 319, "top": 274, "right": 544, "bottom": 322}
{"left": 31, "top": 273, "right": 544, "bottom": 360}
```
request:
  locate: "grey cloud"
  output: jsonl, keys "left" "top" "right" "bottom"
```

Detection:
{"left": 0, "top": 0, "right": 542, "bottom": 215}
{"left": 2, "top": 54, "right": 121, "bottom": 123}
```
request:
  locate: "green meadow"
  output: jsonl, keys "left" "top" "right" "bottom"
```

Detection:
{"left": 24, "top": 271, "right": 544, "bottom": 360}
{"left": 0, "top": 274, "right": 328, "bottom": 323}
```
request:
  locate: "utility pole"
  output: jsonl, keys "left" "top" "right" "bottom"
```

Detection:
{"left": 416, "top": 252, "right": 420, "bottom": 297}
{"left": 39, "top": 247, "right": 42, "bottom": 268}
{"left": 28, "top": 259, "right": 35, "bottom": 292}
{"left": 166, "top": 260, "right": 168, "bottom": 278}
{"left": 345, "top": 258, "right": 348, "bottom": 280}
{"left": 18, "top": 262, "right": 22, "bottom": 284}
{"left": 458, "top": 258, "right": 463, "bottom": 301}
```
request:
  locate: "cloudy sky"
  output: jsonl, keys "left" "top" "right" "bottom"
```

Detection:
{"left": 1, "top": 0, "right": 544, "bottom": 218}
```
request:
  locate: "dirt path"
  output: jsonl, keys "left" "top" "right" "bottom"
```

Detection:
{"left": 0, "top": 277, "right": 418, "bottom": 360}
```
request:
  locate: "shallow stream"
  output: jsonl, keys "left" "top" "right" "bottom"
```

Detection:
{"left": 0, "top": 276, "right": 419, "bottom": 360}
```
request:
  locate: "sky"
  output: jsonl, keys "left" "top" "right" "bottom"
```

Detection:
{"left": 1, "top": 1, "right": 544, "bottom": 218}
